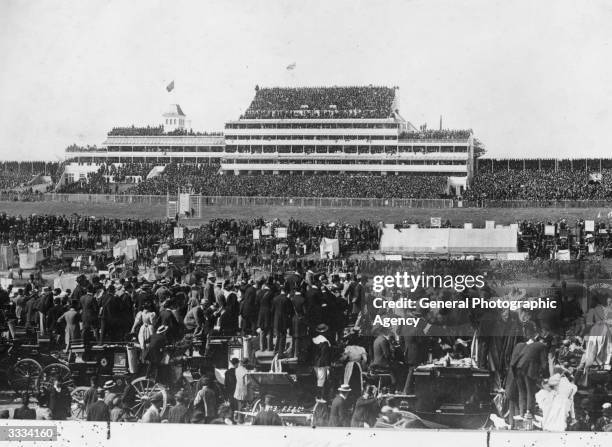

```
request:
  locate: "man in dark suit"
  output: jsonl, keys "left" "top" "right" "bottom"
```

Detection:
{"left": 329, "top": 385, "right": 351, "bottom": 427}
{"left": 224, "top": 358, "right": 239, "bottom": 411}
{"left": 80, "top": 285, "right": 99, "bottom": 344}
{"left": 271, "top": 283, "right": 292, "bottom": 356}
{"left": 290, "top": 288, "right": 308, "bottom": 362}
{"left": 512, "top": 331, "right": 549, "bottom": 417}
{"left": 305, "top": 276, "right": 323, "bottom": 331}
{"left": 240, "top": 280, "right": 258, "bottom": 335}
{"left": 256, "top": 278, "right": 274, "bottom": 352}
{"left": 158, "top": 300, "right": 180, "bottom": 343}
{"left": 252, "top": 395, "right": 282, "bottom": 426}
{"left": 86, "top": 389, "right": 110, "bottom": 422}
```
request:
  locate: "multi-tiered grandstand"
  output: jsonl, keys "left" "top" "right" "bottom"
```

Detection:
{"left": 61, "top": 86, "right": 474, "bottom": 196}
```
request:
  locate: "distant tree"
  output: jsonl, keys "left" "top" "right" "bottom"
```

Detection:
{"left": 473, "top": 138, "right": 486, "bottom": 158}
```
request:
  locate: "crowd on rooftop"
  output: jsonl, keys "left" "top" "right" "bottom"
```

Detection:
{"left": 243, "top": 86, "right": 396, "bottom": 119}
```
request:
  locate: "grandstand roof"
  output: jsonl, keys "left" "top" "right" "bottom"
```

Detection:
{"left": 163, "top": 104, "right": 185, "bottom": 117}
{"left": 245, "top": 86, "right": 396, "bottom": 117}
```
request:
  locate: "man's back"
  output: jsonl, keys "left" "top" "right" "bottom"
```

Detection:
{"left": 86, "top": 400, "right": 110, "bottom": 422}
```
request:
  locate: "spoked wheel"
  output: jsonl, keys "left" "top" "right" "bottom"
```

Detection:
{"left": 7, "top": 359, "right": 42, "bottom": 394}
{"left": 38, "top": 363, "right": 74, "bottom": 394}
{"left": 129, "top": 377, "right": 168, "bottom": 420}
{"left": 70, "top": 386, "right": 89, "bottom": 420}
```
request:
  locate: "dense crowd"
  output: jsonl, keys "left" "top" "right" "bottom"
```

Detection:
{"left": 1, "top": 245, "right": 611, "bottom": 431}
{"left": 466, "top": 170, "right": 612, "bottom": 201}
{"left": 0, "top": 162, "right": 60, "bottom": 192}
{"left": 123, "top": 163, "right": 448, "bottom": 198}
{"left": 243, "top": 86, "right": 396, "bottom": 119}
{"left": 399, "top": 130, "right": 472, "bottom": 140}
{"left": 107, "top": 126, "right": 222, "bottom": 137}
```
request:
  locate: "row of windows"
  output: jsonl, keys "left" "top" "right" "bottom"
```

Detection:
{"left": 222, "top": 159, "right": 467, "bottom": 166}
{"left": 225, "top": 122, "right": 399, "bottom": 129}
{"left": 225, "top": 134, "right": 398, "bottom": 141}
{"left": 165, "top": 118, "right": 184, "bottom": 126}
{"left": 224, "top": 145, "right": 468, "bottom": 153}
{"left": 106, "top": 146, "right": 224, "bottom": 153}
{"left": 70, "top": 157, "right": 222, "bottom": 164}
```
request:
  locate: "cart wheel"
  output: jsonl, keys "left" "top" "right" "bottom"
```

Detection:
{"left": 7, "top": 359, "right": 42, "bottom": 394}
{"left": 70, "top": 386, "right": 89, "bottom": 420}
{"left": 38, "top": 363, "right": 74, "bottom": 393}
{"left": 129, "top": 377, "right": 168, "bottom": 419}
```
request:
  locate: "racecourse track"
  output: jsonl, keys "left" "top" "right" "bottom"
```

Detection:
{"left": 1, "top": 200, "right": 611, "bottom": 226}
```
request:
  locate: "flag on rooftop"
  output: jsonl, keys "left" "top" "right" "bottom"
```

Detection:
{"left": 166, "top": 80, "right": 175, "bottom": 92}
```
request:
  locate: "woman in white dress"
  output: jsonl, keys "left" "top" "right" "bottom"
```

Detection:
{"left": 131, "top": 302, "right": 157, "bottom": 352}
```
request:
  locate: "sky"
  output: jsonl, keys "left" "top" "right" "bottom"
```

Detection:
{"left": 0, "top": 0, "right": 611, "bottom": 160}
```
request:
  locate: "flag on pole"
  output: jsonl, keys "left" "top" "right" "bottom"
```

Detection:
{"left": 166, "top": 80, "right": 175, "bottom": 92}
{"left": 286, "top": 62, "right": 296, "bottom": 70}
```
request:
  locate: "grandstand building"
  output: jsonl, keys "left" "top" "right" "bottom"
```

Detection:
{"left": 223, "top": 86, "right": 474, "bottom": 195}
{"left": 61, "top": 87, "right": 474, "bottom": 195}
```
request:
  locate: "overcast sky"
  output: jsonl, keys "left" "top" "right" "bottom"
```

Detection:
{"left": 0, "top": 0, "right": 611, "bottom": 160}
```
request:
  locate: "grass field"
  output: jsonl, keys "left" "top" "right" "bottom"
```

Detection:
{"left": 1, "top": 200, "right": 611, "bottom": 225}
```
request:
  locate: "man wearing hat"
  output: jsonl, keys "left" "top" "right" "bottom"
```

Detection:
{"left": 80, "top": 284, "right": 100, "bottom": 344}
{"left": 103, "top": 380, "right": 118, "bottom": 407}
{"left": 38, "top": 286, "right": 54, "bottom": 336}
{"left": 290, "top": 284, "right": 308, "bottom": 362}
{"left": 143, "top": 325, "right": 168, "bottom": 380}
{"left": 256, "top": 278, "right": 274, "bottom": 352}
{"left": 329, "top": 385, "right": 352, "bottom": 427}
{"left": 239, "top": 278, "right": 258, "bottom": 335}
{"left": 271, "top": 283, "right": 292, "bottom": 356}
{"left": 203, "top": 272, "right": 216, "bottom": 307}
{"left": 141, "top": 392, "right": 164, "bottom": 423}
{"left": 305, "top": 275, "right": 323, "bottom": 332}
{"left": 312, "top": 323, "right": 332, "bottom": 400}
{"left": 86, "top": 388, "right": 110, "bottom": 422}
{"left": 224, "top": 358, "right": 240, "bottom": 411}
{"left": 167, "top": 390, "right": 190, "bottom": 424}
{"left": 192, "top": 377, "right": 218, "bottom": 424}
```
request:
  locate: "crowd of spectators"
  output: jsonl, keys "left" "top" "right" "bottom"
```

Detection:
{"left": 399, "top": 130, "right": 472, "bottom": 140}
{"left": 465, "top": 169, "right": 612, "bottom": 201}
{"left": 1, "top": 219, "right": 611, "bottom": 430}
{"left": 124, "top": 164, "right": 448, "bottom": 198}
{"left": 243, "top": 86, "right": 396, "bottom": 119}
{"left": 107, "top": 126, "right": 222, "bottom": 137}
{"left": 0, "top": 162, "right": 60, "bottom": 192}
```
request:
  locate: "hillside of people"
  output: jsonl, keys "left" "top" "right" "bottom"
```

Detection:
{"left": 0, "top": 161, "right": 61, "bottom": 193}
{"left": 242, "top": 86, "right": 397, "bottom": 119}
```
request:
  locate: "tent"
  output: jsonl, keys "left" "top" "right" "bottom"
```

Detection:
{"left": 320, "top": 238, "right": 340, "bottom": 259}
{"left": 113, "top": 239, "right": 139, "bottom": 261}
{"left": 18, "top": 246, "right": 45, "bottom": 269}
{"left": 0, "top": 245, "right": 15, "bottom": 270}
{"left": 379, "top": 227, "right": 518, "bottom": 254}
